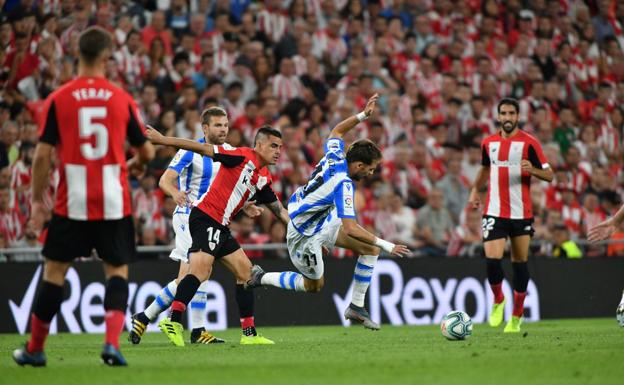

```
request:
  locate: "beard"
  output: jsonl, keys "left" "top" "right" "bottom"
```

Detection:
{"left": 502, "top": 121, "right": 517, "bottom": 133}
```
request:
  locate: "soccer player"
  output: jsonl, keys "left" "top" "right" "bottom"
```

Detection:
{"left": 468, "top": 97, "right": 553, "bottom": 333}
{"left": 587, "top": 204, "right": 624, "bottom": 326}
{"left": 129, "top": 107, "right": 261, "bottom": 345}
{"left": 244, "top": 94, "right": 410, "bottom": 330}
{"left": 12, "top": 27, "right": 155, "bottom": 367}
{"left": 145, "top": 125, "right": 290, "bottom": 346}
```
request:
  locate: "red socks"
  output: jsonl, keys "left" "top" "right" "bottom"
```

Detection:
{"left": 105, "top": 310, "right": 125, "bottom": 349}
{"left": 512, "top": 291, "right": 527, "bottom": 318}
{"left": 490, "top": 282, "right": 505, "bottom": 304}
{"left": 27, "top": 314, "right": 50, "bottom": 353}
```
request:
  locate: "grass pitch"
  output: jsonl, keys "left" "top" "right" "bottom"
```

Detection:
{"left": 1, "top": 318, "right": 623, "bottom": 385}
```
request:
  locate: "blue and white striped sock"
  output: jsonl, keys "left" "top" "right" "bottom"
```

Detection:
{"left": 190, "top": 280, "right": 210, "bottom": 330}
{"left": 144, "top": 280, "right": 177, "bottom": 321}
{"left": 351, "top": 255, "right": 378, "bottom": 307}
{"left": 261, "top": 272, "right": 306, "bottom": 292}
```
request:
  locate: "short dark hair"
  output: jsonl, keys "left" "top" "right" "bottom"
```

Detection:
{"left": 346, "top": 139, "right": 382, "bottom": 165}
{"left": 497, "top": 97, "right": 520, "bottom": 114}
{"left": 201, "top": 106, "right": 227, "bottom": 125}
{"left": 78, "top": 27, "right": 113, "bottom": 64}
{"left": 254, "top": 125, "right": 282, "bottom": 146}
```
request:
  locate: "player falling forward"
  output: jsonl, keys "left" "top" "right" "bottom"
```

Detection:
{"left": 129, "top": 107, "right": 261, "bottom": 345}
{"left": 587, "top": 204, "right": 624, "bottom": 327}
{"left": 146, "top": 125, "right": 290, "bottom": 346}
{"left": 469, "top": 98, "right": 553, "bottom": 333}
{"left": 13, "top": 27, "right": 154, "bottom": 367}
{"left": 245, "top": 94, "right": 409, "bottom": 330}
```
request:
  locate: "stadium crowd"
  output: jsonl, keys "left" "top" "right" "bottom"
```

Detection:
{"left": 1, "top": 0, "right": 624, "bottom": 260}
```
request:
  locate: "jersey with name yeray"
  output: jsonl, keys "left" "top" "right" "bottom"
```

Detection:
{"left": 288, "top": 137, "right": 356, "bottom": 236}
{"left": 39, "top": 76, "right": 147, "bottom": 221}
{"left": 195, "top": 146, "right": 277, "bottom": 226}
{"left": 481, "top": 130, "right": 549, "bottom": 219}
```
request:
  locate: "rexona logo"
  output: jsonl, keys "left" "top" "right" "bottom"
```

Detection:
{"left": 332, "top": 260, "right": 540, "bottom": 326}
{"left": 9, "top": 266, "right": 228, "bottom": 334}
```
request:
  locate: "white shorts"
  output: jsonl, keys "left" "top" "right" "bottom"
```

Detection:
{"left": 287, "top": 216, "right": 342, "bottom": 280}
{"left": 169, "top": 213, "right": 191, "bottom": 263}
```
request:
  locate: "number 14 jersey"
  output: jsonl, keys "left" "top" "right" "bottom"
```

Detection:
{"left": 38, "top": 76, "right": 147, "bottom": 221}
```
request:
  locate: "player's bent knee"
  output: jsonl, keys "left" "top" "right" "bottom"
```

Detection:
{"left": 104, "top": 275, "right": 128, "bottom": 312}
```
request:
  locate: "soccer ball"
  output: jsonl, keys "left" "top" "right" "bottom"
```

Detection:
{"left": 617, "top": 303, "right": 624, "bottom": 327}
{"left": 441, "top": 310, "right": 473, "bottom": 340}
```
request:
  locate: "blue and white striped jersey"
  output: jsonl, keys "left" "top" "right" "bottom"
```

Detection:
{"left": 167, "top": 138, "right": 233, "bottom": 215}
{"left": 288, "top": 137, "right": 356, "bottom": 236}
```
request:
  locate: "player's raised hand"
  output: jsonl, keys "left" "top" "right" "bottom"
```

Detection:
{"left": 243, "top": 201, "right": 264, "bottom": 218}
{"left": 146, "top": 125, "right": 164, "bottom": 144}
{"left": 587, "top": 219, "right": 617, "bottom": 243}
{"left": 172, "top": 189, "right": 190, "bottom": 207}
{"left": 468, "top": 189, "right": 481, "bottom": 210}
{"left": 390, "top": 244, "right": 410, "bottom": 258}
{"left": 363, "top": 93, "right": 379, "bottom": 118}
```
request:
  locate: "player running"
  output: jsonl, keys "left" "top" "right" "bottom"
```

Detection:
{"left": 587, "top": 204, "right": 624, "bottom": 327}
{"left": 129, "top": 107, "right": 262, "bottom": 345}
{"left": 469, "top": 97, "right": 553, "bottom": 333}
{"left": 244, "top": 94, "right": 410, "bottom": 330}
{"left": 145, "top": 125, "right": 290, "bottom": 346}
{"left": 13, "top": 27, "right": 155, "bottom": 367}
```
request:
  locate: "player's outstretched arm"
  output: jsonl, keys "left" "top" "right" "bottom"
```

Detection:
{"left": 266, "top": 200, "right": 290, "bottom": 226}
{"left": 341, "top": 218, "right": 410, "bottom": 257}
{"left": 329, "top": 93, "right": 379, "bottom": 139}
{"left": 468, "top": 166, "right": 489, "bottom": 210}
{"left": 588, "top": 203, "right": 624, "bottom": 243}
{"left": 146, "top": 126, "right": 214, "bottom": 158}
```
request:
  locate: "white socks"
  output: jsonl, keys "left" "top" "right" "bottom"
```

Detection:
{"left": 145, "top": 280, "right": 177, "bottom": 321}
{"left": 351, "top": 255, "right": 378, "bottom": 307}
{"left": 261, "top": 272, "right": 306, "bottom": 292}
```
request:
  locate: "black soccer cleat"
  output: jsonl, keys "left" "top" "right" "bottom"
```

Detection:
{"left": 13, "top": 343, "right": 46, "bottom": 367}
{"left": 101, "top": 344, "right": 127, "bottom": 366}
{"left": 190, "top": 329, "right": 226, "bottom": 344}
{"left": 344, "top": 303, "right": 380, "bottom": 331}
{"left": 128, "top": 312, "right": 148, "bottom": 345}
{"left": 244, "top": 265, "right": 265, "bottom": 290}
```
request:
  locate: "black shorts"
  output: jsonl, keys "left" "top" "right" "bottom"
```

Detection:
{"left": 481, "top": 215, "right": 534, "bottom": 242}
{"left": 188, "top": 208, "right": 240, "bottom": 259}
{"left": 42, "top": 214, "right": 136, "bottom": 266}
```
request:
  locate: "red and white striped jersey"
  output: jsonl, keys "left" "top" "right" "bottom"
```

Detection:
{"left": 196, "top": 146, "right": 277, "bottom": 226}
{"left": 481, "top": 130, "right": 550, "bottom": 219}
{"left": 269, "top": 74, "right": 304, "bottom": 104}
{"left": 38, "top": 76, "right": 148, "bottom": 221}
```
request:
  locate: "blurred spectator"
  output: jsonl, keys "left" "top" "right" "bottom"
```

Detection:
{"left": 0, "top": 185, "right": 25, "bottom": 245}
{"left": 552, "top": 224, "right": 583, "bottom": 259}
{"left": 436, "top": 155, "right": 470, "bottom": 224}
{"left": 415, "top": 188, "right": 454, "bottom": 256}
{"left": 232, "top": 213, "right": 268, "bottom": 259}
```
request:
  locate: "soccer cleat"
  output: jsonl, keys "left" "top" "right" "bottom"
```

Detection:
{"left": 616, "top": 302, "right": 624, "bottom": 327}
{"left": 190, "top": 330, "right": 225, "bottom": 344}
{"left": 101, "top": 344, "right": 127, "bottom": 366}
{"left": 12, "top": 344, "right": 46, "bottom": 367}
{"left": 128, "top": 313, "right": 148, "bottom": 345}
{"left": 240, "top": 334, "right": 275, "bottom": 345}
{"left": 489, "top": 298, "right": 506, "bottom": 327}
{"left": 158, "top": 318, "right": 185, "bottom": 347}
{"left": 344, "top": 303, "right": 380, "bottom": 331}
{"left": 244, "top": 265, "right": 265, "bottom": 290}
{"left": 503, "top": 316, "right": 522, "bottom": 333}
